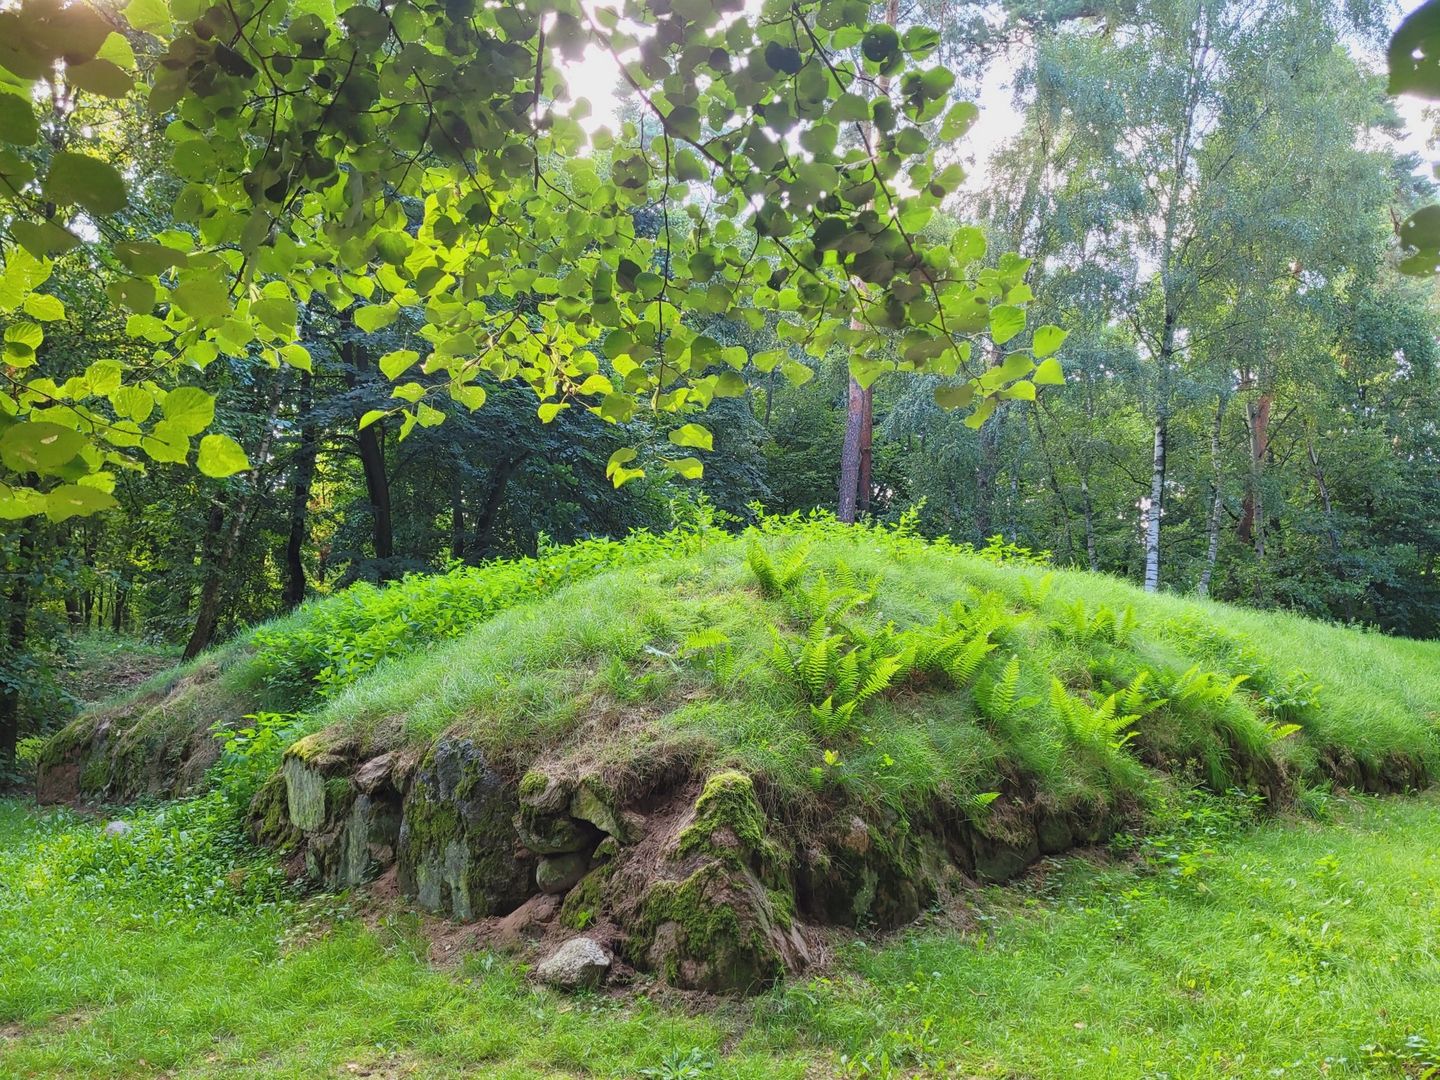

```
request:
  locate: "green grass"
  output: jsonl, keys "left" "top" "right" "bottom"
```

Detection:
{"left": 3, "top": 790, "right": 1439, "bottom": 1077}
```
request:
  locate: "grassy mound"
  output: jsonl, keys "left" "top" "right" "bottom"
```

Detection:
{"left": 37, "top": 515, "right": 1440, "bottom": 992}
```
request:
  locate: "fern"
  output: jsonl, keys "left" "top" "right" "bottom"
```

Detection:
{"left": 1018, "top": 572, "right": 1054, "bottom": 607}
{"left": 1049, "top": 679, "right": 1141, "bottom": 751}
{"left": 747, "top": 541, "right": 809, "bottom": 598}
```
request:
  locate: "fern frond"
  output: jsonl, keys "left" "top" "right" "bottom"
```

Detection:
{"left": 854, "top": 652, "right": 905, "bottom": 705}
{"left": 946, "top": 632, "right": 996, "bottom": 687}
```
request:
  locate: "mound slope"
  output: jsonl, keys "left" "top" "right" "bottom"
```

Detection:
{"left": 39, "top": 518, "right": 1440, "bottom": 991}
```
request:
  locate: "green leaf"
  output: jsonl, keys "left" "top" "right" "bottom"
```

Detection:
{"left": 537, "top": 402, "right": 568, "bottom": 422}
{"left": 172, "top": 278, "right": 231, "bottom": 326}
{"left": 279, "top": 344, "right": 312, "bottom": 372}
{"left": 43, "top": 152, "right": 127, "bottom": 216}
{"left": 379, "top": 349, "right": 419, "bottom": 380}
{"left": 0, "top": 421, "right": 83, "bottom": 472}
{"left": 1033, "top": 358, "right": 1065, "bottom": 386}
{"left": 605, "top": 447, "right": 644, "bottom": 488}
{"left": 22, "top": 293, "right": 64, "bottom": 321}
{"left": 162, "top": 386, "right": 215, "bottom": 436}
{"left": 662, "top": 457, "right": 704, "bottom": 480}
{"left": 67, "top": 59, "right": 134, "bottom": 98}
{"left": 989, "top": 304, "right": 1025, "bottom": 345}
{"left": 451, "top": 383, "right": 486, "bottom": 411}
{"left": 358, "top": 409, "right": 387, "bottom": 430}
{"left": 114, "top": 241, "right": 187, "bottom": 275}
{"left": 196, "top": 434, "right": 250, "bottom": 477}
{"left": 123, "top": 0, "right": 171, "bottom": 34}
{"left": 354, "top": 304, "right": 396, "bottom": 332}
{"left": 1032, "top": 325, "right": 1068, "bottom": 358}
{"left": 0, "top": 93, "right": 38, "bottom": 145}
{"left": 45, "top": 484, "right": 118, "bottom": 521}
{"left": 934, "top": 383, "right": 975, "bottom": 410}
{"left": 668, "top": 423, "right": 714, "bottom": 451}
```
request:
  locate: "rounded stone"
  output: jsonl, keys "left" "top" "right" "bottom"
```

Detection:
{"left": 536, "top": 851, "right": 590, "bottom": 895}
{"left": 535, "top": 936, "right": 612, "bottom": 990}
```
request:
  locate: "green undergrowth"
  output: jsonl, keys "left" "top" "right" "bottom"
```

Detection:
{"left": 4, "top": 790, "right": 1439, "bottom": 1077}
{"left": 293, "top": 515, "right": 1440, "bottom": 834}
{"left": 42, "top": 513, "right": 1440, "bottom": 825}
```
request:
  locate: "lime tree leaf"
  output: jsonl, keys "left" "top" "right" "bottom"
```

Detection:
{"left": 989, "top": 304, "right": 1025, "bottom": 345}
{"left": 605, "top": 447, "right": 644, "bottom": 488}
{"left": 197, "top": 433, "right": 250, "bottom": 477}
{"left": 0, "top": 93, "right": 38, "bottom": 145}
{"left": 45, "top": 484, "right": 118, "bottom": 522}
{"left": 358, "top": 409, "right": 387, "bottom": 429}
{"left": 934, "top": 383, "right": 975, "bottom": 410}
{"left": 279, "top": 344, "right": 312, "bottom": 372}
{"left": 662, "top": 457, "right": 704, "bottom": 479}
{"left": 1034, "top": 358, "right": 1065, "bottom": 386}
{"left": 0, "top": 421, "right": 84, "bottom": 472}
{"left": 353, "top": 304, "right": 395, "bottom": 332}
{"left": 668, "top": 423, "right": 714, "bottom": 451}
{"left": 379, "top": 349, "right": 419, "bottom": 380}
{"left": 1032, "top": 325, "right": 1068, "bottom": 358}
{"left": 114, "top": 241, "right": 187, "bottom": 274}
{"left": 67, "top": 59, "right": 134, "bottom": 98}
{"left": 22, "top": 293, "right": 64, "bottom": 321}
{"left": 537, "top": 402, "right": 568, "bottom": 422}
{"left": 162, "top": 386, "right": 215, "bottom": 436}
{"left": 123, "top": 0, "right": 171, "bottom": 34}
{"left": 451, "top": 383, "right": 486, "bottom": 410}
{"left": 172, "top": 278, "right": 231, "bottom": 326}
{"left": 43, "top": 152, "right": 127, "bottom": 216}
{"left": 140, "top": 420, "right": 189, "bottom": 463}
{"left": 0, "top": 486, "right": 47, "bottom": 519}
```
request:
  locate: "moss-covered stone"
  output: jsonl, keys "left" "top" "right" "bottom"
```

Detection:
{"left": 283, "top": 756, "right": 328, "bottom": 832}
{"left": 514, "top": 812, "right": 597, "bottom": 855}
{"left": 536, "top": 851, "right": 590, "bottom": 894}
{"left": 396, "top": 737, "right": 534, "bottom": 920}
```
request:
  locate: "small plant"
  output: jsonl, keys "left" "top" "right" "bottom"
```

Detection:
{"left": 1056, "top": 599, "right": 1136, "bottom": 646}
{"left": 769, "top": 618, "right": 910, "bottom": 739}
{"left": 1048, "top": 679, "right": 1141, "bottom": 751}
{"left": 974, "top": 655, "right": 1040, "bottom": 725}
{"left": 639, "top": 1047, "right": 716, "bottom": 1079}
{"left": 746, "top": 540, "right": 810, "bottom": 599}
{"left": 680, "top": 629, "right": 737, "bottom": 684}
{"left": 211, "top": 711, "right": 306, "bottom": 804}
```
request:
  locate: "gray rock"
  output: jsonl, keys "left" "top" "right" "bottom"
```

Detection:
{"left": 536, "top": 851, "right": 590, "bottom": 894}
{"left": 103, "top": 820, "right": 131, "bottom": 837}
{"left": 396, "top": 737, "right": 534, "bottom": 920}
{"left": 283, "top": 756, "right": 327, "bottom": 832}
{"left": 353, "top": 752, "right": 398, "bottom": 795}
{"left": 570, "top": 782, "right": 635, "bottom": 842}
{"left": 536, "top": 936, "right": 612, "bottom": 990}
{"left": 515, "top": 812, "right": 596, "bottom": 855}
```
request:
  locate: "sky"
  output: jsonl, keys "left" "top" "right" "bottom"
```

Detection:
{"left": 560, "top": 0, "right": 1437, "bottom": 190}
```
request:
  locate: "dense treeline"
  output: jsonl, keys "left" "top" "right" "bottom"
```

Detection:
{"left": 3, "top": 0, "right": 1437, "bottom": 767}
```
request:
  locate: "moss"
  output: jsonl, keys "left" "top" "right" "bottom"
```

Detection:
{"left": 79, "top": 751, "right": 110, "bottom": 796}
{"left": 637, "top": 864, "right": 788, "bottom": 992}
{"left": 248, "top": 771, "right": 300, "bottom": 851}
{"left": 676, "top": 770, "right": 786, "bottom": 882}
{"left": 324, "top": 776, "right": 356, "bottom": 818}
{"left": 559, "top": 863, "right": 615, "bottom": 930}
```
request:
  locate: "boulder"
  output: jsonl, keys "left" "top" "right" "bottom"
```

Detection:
{"left": 535, "top": 936, "right": 612, "bottom": 991}
{"left": 396, "top": 738, "right": 534, "bottom": 919}
{"left": 515, "top": 812, "right": 597, "bottom": 855}
{"left": 536, "top": 851, "right": 590, "bottom": 895}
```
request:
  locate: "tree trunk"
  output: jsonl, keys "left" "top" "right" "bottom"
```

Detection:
{"left": 342, "top": 340, "right": 395, "bottom": 571}
{"left": 283, "top": 371, "right": 319, "bottom": 610}
{"left": 1238, "top": 392, "right": 1272, "bottom": 557}
{"left": 1198, "top": 394, "right": 1227, "bottom": 598}
{"left": 1080, "top": 476, "right": 1098, "bottom": 572}
{"left": 183, "top": 498, "right": 229, "bottom": 660}
{"left": 470, "top": 453, "right": 529, "bottom": 559}
{"left": 450, "top": 472, "right": 466, "bottom": 561}
{"left": 1143, "top": 410, "right": 1167, "bottom": 593}
{"left": 837, "top": 372, "right": 866, "bottom": 523}
{"left": 836, "top": 0, "right": 897, "bottom": 523}
{"left": 0, "top": 520, "right": 36, "bottom": 770}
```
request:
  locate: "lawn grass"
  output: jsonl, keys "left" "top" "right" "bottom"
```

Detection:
{"left": 4, "top": 789, "right": 1438, "bottom": 1078}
